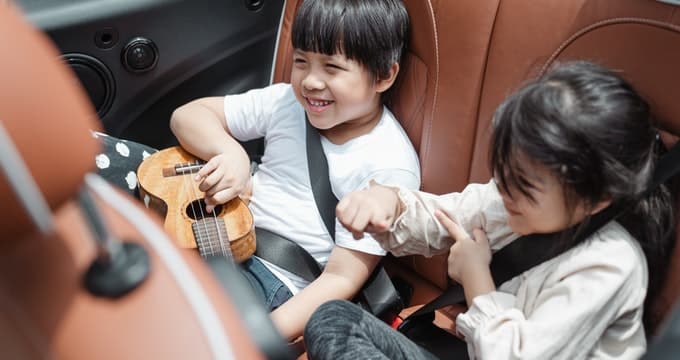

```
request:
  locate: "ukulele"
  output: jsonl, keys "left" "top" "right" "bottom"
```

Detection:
{"left": 137, "top": 146, "right": 255, "bottom": 262}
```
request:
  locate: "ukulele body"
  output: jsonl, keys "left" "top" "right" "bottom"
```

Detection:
{"left": 137, "top": 146, "right": 255, "bottom": 262}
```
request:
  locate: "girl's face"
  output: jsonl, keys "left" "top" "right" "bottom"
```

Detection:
{"left": 290, "top": 49, "right": 396, "bottom": 144}
{"left": 497, "top": 156, "right": 598, "bottom": 235}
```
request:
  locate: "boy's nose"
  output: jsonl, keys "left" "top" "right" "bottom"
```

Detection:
{"left": 302, "top": 72, "right": 325, "bottom": 90}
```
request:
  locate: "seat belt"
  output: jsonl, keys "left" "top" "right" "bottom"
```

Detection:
{"left": 254, "top": 115, "right": 404, "bottom": 320}
{"left": 397, "top": 140, "right": 680, "bottom": 358}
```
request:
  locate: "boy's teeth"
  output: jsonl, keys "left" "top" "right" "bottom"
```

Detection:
{"left": 309, "top": 99, "right": 331, "bottom": 106}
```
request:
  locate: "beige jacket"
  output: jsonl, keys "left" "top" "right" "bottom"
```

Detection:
{"left": 374, "top": 180, "right": 647, "bottom": 359}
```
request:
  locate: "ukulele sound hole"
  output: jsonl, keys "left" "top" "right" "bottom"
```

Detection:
{"left": 185, "top": 199, "right": 223, "bottom": 220}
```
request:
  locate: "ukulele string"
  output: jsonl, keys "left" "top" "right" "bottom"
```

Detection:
{"left": 182, "top": 163, "right": 216, "bottom": 257}
{"left": 203, "top": 161, "right": 230, "bottom": 258}
{"left": 191, "top": 160, "right": 229, "bottom": 258}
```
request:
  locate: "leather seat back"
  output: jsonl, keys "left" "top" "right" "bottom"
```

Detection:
{"left": 0, "top": 4, "right": 266, "bottom": 358}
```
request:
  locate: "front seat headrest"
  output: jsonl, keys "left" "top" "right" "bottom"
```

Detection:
{"left": 0, "top": 4, "right": 102, "bottom": 240}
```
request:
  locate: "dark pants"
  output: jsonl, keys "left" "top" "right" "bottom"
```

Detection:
{"left": 304, "top": 300, "right": 440, "bottom": 360}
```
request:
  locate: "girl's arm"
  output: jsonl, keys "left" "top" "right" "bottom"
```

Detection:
{"left": 456, "top": 230, "right": 647, "bottom": 360}
{"left": 269, "top": 246, "right": 381, "bottom": 340}
{"left": 372, "top": 180, "right": 518, "bottom": 257}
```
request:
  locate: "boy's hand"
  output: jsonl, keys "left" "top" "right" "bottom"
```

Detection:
{"left": 435, "top": 209, "right": 492, "bottom": 286}
{"left": 194, "top": 152, "right": 251, "bottom": 213}
{"left": 336, "top": 181, "right": 401, "bottom": 239}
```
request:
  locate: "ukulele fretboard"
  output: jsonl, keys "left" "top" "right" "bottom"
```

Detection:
{"left": 192, "top": 218, "right": 233, "bottom": 259}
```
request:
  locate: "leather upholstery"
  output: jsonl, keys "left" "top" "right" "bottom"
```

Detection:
{"left": 273, "top": 0, "right": 680, "bottom": 335}
{"left": 0, "top": 4, "right": 265, "bottom": 359}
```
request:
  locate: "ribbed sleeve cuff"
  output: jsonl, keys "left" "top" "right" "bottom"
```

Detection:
{"left": 456, "top": 291, "right": 517, "bottom": 338}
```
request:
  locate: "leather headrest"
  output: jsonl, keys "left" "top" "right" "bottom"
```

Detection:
{"left": 538, "top": 18, "right": 680, "bottom": 137}
{"left": 0, "top": 5, "right": 101, "bottom": 239}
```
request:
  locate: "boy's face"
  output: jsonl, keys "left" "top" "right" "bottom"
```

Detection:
{"left": 290, "top": 49, "right": 389, "bottom": 142}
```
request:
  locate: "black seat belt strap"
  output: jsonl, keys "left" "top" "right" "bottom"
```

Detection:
{"left": 305, "top": 116, "right": 337, "bottom": 238}
{"left": 255, "top": 227, "right": 321, "bottom": 282}
{"left": 399, "top": 140, "right": 680, "bottom": 332}
{"left": 303, "top": 116, "right": 403, "bottom": 318}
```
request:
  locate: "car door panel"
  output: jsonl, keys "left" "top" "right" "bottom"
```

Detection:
{"left": 16, "top": 0, "right": 285, "bottom": 149}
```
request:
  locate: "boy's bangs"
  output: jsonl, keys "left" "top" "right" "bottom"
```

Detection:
{"left": 292, "top": 1, "right": 348, "bottom": 57}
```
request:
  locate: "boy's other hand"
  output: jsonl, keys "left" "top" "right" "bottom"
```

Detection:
{"left": 336, "top": 181, "right": 401, "bottom": 239}
{"left": 194, "top": 152, "right": 251, "bottom": 213}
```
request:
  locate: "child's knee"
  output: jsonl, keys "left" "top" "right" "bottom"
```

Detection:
{"left": 306, "top": 300, "right": 357, "bottom": 333}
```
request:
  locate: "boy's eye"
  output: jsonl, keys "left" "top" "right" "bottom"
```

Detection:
{"left": 294, "top": 58, "right": 307, "bottom": 64}
{"left": 326, "top": 63, "right": 344, "bottom": 70}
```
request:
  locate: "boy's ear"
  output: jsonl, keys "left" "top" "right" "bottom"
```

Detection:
{"left": 375, "top": 63, "right": 400, "bottom": 93}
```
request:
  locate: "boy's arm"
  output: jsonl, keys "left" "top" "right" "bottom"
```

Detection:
{"left": 170, "top": 97, "right": 252, "bottom": 205}
{"left": 170, "top": 97, "right": 248, "bottom": 162}
{"left": 269, "top": 246, "right": 381, "bottom": 340}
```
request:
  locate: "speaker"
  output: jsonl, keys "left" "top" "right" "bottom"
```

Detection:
{"left": 62, "top": 53, "right": 115, "bottom": 118}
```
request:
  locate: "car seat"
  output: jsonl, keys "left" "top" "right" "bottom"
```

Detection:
{"left": 0, "top": 3, "right": 288, "bottom": 359}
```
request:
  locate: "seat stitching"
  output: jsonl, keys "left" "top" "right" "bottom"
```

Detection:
{"left": 421, "top": 0, "right": 439, "bottom": 191}
{"left": 540, "top": 17, "right": 680, "bottom": 76}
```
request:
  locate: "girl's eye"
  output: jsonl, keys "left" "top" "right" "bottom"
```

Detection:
{"left": 294, "top": 58, "right": 307, "bottom": 64}
{"left": 326, "top": 63, "right": 343, "bottom": 70}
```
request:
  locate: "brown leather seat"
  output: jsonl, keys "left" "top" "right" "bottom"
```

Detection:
{"left": 0, "top": 4, "right": 268, "bottom": 359}
{"left": 274, "top": 0, "right": 680, "bottom": 340}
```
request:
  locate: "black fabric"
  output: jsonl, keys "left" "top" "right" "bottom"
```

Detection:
{"left": 398, "top": 315, "right": 469, "bottom": 360}
{"left": 305, "top": 117, "right": 337, "bottom": 238}
{"left": 399, "top": 141, "right": 680, "bottom": 359}
{"left": 93, "top": 132, "right": 158, "bottom": 198}
{"left": 255, "top": 227, "right": 322, "bottom": 282}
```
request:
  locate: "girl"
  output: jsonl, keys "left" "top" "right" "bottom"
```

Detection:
{"left": 303, "top": 61, "right": 676, "bottom": 359}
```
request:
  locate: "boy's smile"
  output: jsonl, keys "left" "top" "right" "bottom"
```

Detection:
{"left": 290, "top": 49, "right": 396, "bottom": 144}
{"left": 304, "top": 96, "right": 334, "bottom": 114}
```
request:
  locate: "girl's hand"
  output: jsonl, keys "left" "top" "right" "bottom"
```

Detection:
{"left": 336, "top": 182, "right": 401, "bottom": 239}
{"left": 195, "top": 152, "right": 251, "bottom": 213}
{"left": 435, "top": 209, "right": 492, "bottom": 286}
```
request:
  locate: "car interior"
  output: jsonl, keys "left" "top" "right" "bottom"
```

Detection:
{"left": 2, "top": 0, "right": 680, "bottom": 358}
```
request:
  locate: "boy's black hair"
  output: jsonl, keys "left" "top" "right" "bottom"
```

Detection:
{"left": 490, "top": 61, "right": 676, "bottom": 333}
{"left": 291, "top": 0, "right": 409, "bottom": 82}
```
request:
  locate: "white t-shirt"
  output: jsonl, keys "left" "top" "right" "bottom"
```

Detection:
{"left": 224, "top": 83, "right": 421, "bottom": 293}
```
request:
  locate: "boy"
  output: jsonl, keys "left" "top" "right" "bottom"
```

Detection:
{"left": 170, "top": 0, "right": 419, "bottom": 340}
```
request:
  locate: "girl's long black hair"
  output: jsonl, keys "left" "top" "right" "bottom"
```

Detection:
{"left": 490, "top": 61, "right": 676, "bottom": 332}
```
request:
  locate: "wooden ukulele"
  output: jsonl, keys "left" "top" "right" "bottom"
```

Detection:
{"left": 137, "top": 146, "right": 255, "bottom": 262}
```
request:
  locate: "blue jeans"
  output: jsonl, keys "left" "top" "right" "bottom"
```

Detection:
{"left": 240, "top": 256, "right": 294, "bottom": 311}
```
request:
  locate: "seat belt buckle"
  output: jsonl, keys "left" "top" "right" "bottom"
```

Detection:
{"left": 389, "top": 315, "right": 404, "bottom": 329}
{"left": 396, "top": 310, "right": 435, "bottom": 334}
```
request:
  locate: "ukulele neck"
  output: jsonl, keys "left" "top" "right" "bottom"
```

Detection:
{"left": 192, "top": 218, "right": 233, "bottom": 259}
